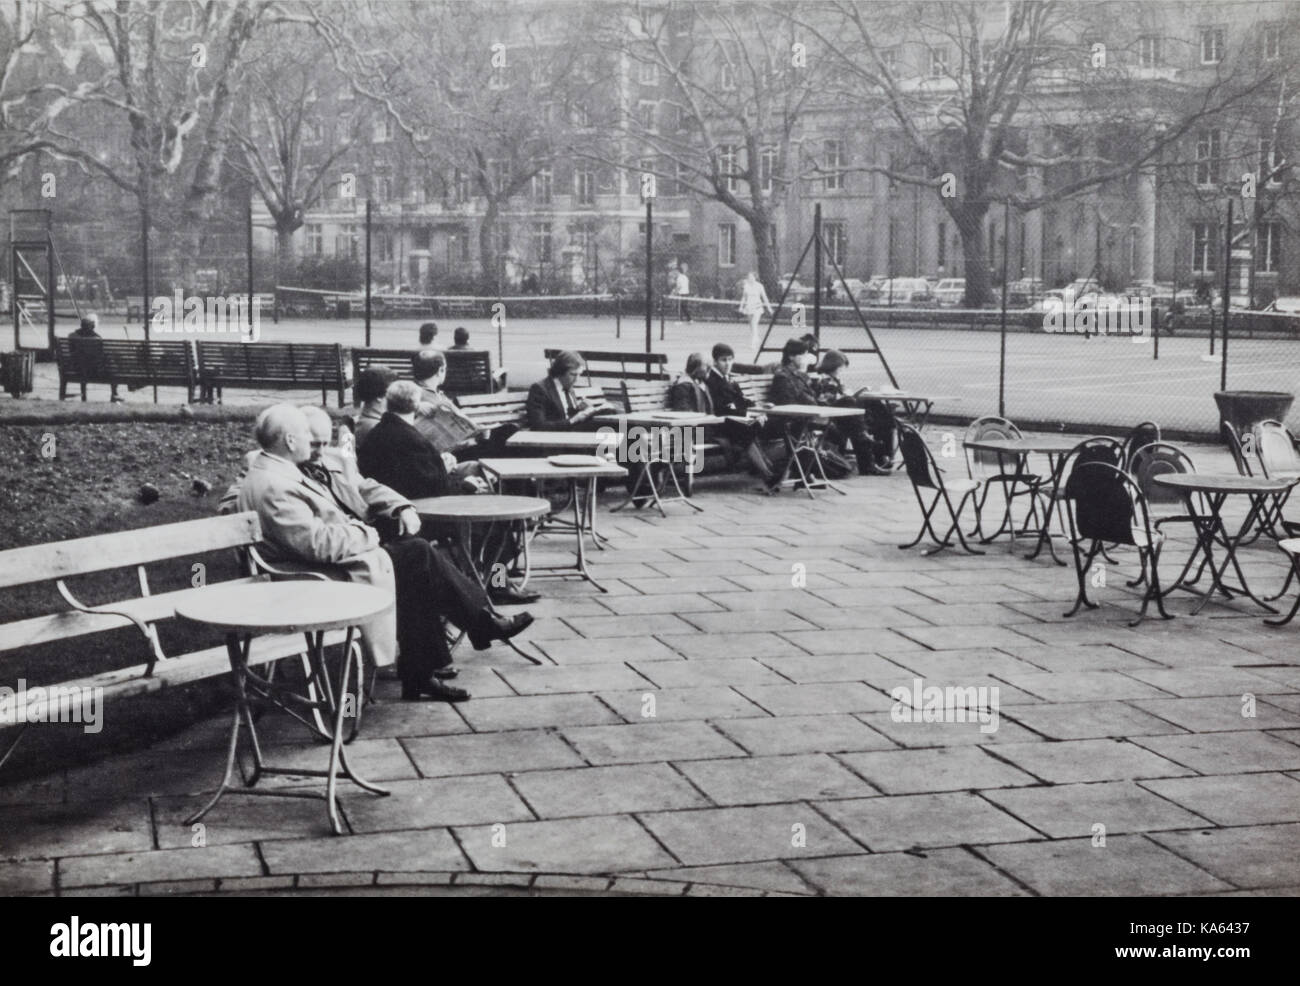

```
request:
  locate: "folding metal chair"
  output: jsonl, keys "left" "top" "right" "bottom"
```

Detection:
{"left": 898, "top": 423, "right": 984, "bottom": 556}
{"left": 1063, "top": 461, "right": 1172, "bottom": 627}
{"left": 1120, "top": 421, "right": 1161, "bottom": 472}
{"left": 1249, "top": 419, "right": 1299, "bottom": 540}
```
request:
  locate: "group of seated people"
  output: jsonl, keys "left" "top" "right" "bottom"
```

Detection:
{"left": 224, "top": 335, "right": 898, "bottom": 706}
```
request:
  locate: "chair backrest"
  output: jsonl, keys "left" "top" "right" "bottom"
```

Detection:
{"left": 1121, "top": 421, "right": 1161, "bottom": 471}
{"left": 1221, "top": 420, "right": 1253, "bottom": 476}
{"left": 963, "top": 415, "right": 1023, "bottom": 476}
{"left": 1252, "top": 420, "right": 1300, "bottom": 478}
{"left": 1129, "top": 441, "right": 1196, "bottom": 506}
{"left": 1066, "top": 461, "right": 1149, "bottom": 547}
{"left": 1057, "top": 437, "right": 1124, "bottom": 499}
{"left": 898, "top": 423, "right": 941, "bottom": 491}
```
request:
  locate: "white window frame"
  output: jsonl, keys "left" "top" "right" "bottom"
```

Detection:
{"left": 1259, "top": 221, "right": 1281, "bottom": 273}
{"left": 575, "top": 167, "right": 596, "bottom": 206}
{"left": 638, "top": 99, "right": 658, "bottom": 132}
{"left": 718, "top": 223, "right": 737, "bottom": 268}
{"left": 719, "top": 144, "right": 739, "bottom": 193}
{"left": 1192, "top": 223, "right": 1218, "bottom": 273}
{"left": 880, "top": 47, "right": 898, "bottom": 73}
{"left": 570, "top": 101, "right": 590, "bottom": 127}
{"left": 306, "top": 223, "right": 323, "bottom": 257}
{"left": 532, "top": 167, "right": 553, "bottom": 204}
{"left": 1138, "top": 35, "right": 1160, "bottom": 68}
{"left": 1200, "top": 27, "right": 1225, "bottom": 64}
{"left": 929, "top": 47, "right": 949, "bottom": 78}
{"left": 639, "top": 60, "right": 659, "bottom": 86}
{"left": 760, "top": 146, "right": 777, "bottom": 194}
{"left": 372, "top": 116, "right": 394, "bottom": 144}
{"left": 823, "top": 139, "right": 845, "bottom": 191}
{"left": 1195, "top": 130, "right": 1221, "bottom": 188}
{"left": 824, "top": 220, "right": 847, "bottom": 267}
{"left": 1264, "top": 24, "right": 1283, "bottom": 61}
{"left": 1260, "top": 137, "right": 1283, "bottom": 186}
{"left": 533, "top": 222, "right": 553, "bottom": 264}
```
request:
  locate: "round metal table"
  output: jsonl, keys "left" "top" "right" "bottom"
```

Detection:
{"left": 176, "top": 581, "right": 393, "bottom": 836}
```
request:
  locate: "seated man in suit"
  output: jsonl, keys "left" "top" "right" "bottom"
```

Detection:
{"left": 770, "top": 338, "right": 882, "bottom": 477}
{"left": 358, "top": 382, "right": 537, "bottom": 604}
{"left": 412, "top": 349, "right": 510, "bottom": 461}
{"left": 525, "top": 350, "right": 614, "bottom": 431}
{"left": 353, "top": 366, "right": 397, "bottom": 449}
{"left": 702, "top": 344, "right": 776, "bottom": 483}
{"left": 236, "top": 404, "right": 533, "bottom": 703}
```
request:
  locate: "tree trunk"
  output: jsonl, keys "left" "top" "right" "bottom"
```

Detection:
{"left": 479, "top": 198, "right": 499, "bottom": 292}
{"left": 749, "top": 213, "right": 781, "bottom": 300}
{"left": 952, "top": 202, "right": 993, "bottom": 307}
{"left": 275, "top": 222, "right": 297, "bottom": 284}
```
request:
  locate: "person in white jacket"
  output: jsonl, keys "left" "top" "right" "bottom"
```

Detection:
{"left": 738, "top": 271, "right": 773, "bottom": 354}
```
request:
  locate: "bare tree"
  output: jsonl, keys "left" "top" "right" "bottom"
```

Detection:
{"left": 310, "top": 0, "right": 599, "bottom": 289}
{"left": 792, "top": 1, "right": 1290, "bottom": 306}
{"left": 593, "top": 2, "right": 833, "bottom": 298}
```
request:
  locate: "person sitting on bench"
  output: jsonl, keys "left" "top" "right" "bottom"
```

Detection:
{"left": 704, "top": 343, "right": 776, "bottom": 483}
{"left": 70, "top": 313, "right": 120, "bottom": 402}
{"left": 525, "top": 350, "right": 614, "bottom": 430}
{"left": 771, "top": 338, "right": 882, "bottom": 476}
{"left": 418, "top": 322, "right": 438, "bottom": 346}
{"left": 354, "top": 366, "right": 397, "bottom": 448}
{"left": 237, "top": 404, "right": 533, "bottom": 703}
{"left": 814, "top": 349, "right": 897, "bottom": 473}
{"left": 412, "top": 350, "right": 510, "bottom": 461}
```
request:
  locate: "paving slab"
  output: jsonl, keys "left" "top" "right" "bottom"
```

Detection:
{"left": 987, "top": 739, "right": 1195, "bottom": 784}
{"left": 0, "top": 799, "right": 153, "bottom": 862}
{"left": 638, "top": 803, "right": 864, "bottom": 866}
{"left": 593, "top": 593, "right": 726, "bottom": 615}
{"left": 1001, "top": 701, "right": 1190, "bottom": 740}
{"left": 456, "top": 693, "right": 624, "bottom": 732}
{"left": 401, "top": 729, "right": 585, "bottom": 777}
{"left": 983, "top": 780, "right": 1211, "bottom": 838}
{"left": 880, "top": 648, "right": 1048, "bottom": 679}
{"left": 791, "top": 848, "right": 1029, "bottom": 896}
{"left": 714, "top": 714, "right": 897, "bottom": 756}
{"left": 994, "top": 644, "right": 1162, "bottom": 673}
{"left": 497, "top": 664, "right": 655, "bottom": 696}
{"left": 59, "top": 843, "right": 263, "bottom": 889}
{"left": 1148, "top": 824, "right": 1300, "bottom": 890}
{"left": 261, "top": 828, "right": 468, "bottom": 875}
{"left": 675, "top": 753, "right": 878, "bottom": 806}
{"left": 1139, "top": 772, "right": 1300, "bottom": 826}
{"left": 977, "top": 835, "right": 1233, "bottom": 896}
{"left": 536, "top": 635, "right": 684, "bottom": 664}
{"left": 0, "top": 858, "right": 56, "bottom": 895}
{"left": 629, "top": 658, "right": 790, "bottom": 689}
{"left": 815, "top": 792, "right": 1042, "bottom": 851}
{"left": 154, "top": 792, "right": 336, "bottom": 847}
{"left": 779, "top": 628, "right": 929, "bottom": 654}
{"left": 1130, "top": 696, "right": 1300, "bottom": 733}
{"left": 1129, "top": 731, "right": 1300, "bottom": 774}
{"left": 343, "top": 775, "right": 534, "bottom": 833}
{"left": 836, "top": 747, "right": 1040, "bottom": 794}
{"left": 455, "top": 815, "right": 676, "bottom": 873}
{"left": 644, "top": 860, "right": 814, "bottom": 895}
{"left": 511, "top": 762, "right": 711, "bottom": 818}
{"left": 1119, "top": 667, "right": 1291, "bottom": 698}
{"left": 998, "top": 670, "right": 1176, "bottom": 703}
{"left": 855, "top": 712, "right": 1044, "bottom": 747}
{"left": 653, "top": 632, "right": 803, "bottom": 661}
{"left": 561, "top": 720, "right": 747, "bottom": 765}
{"left": 596, "top": 685, "right": 769, "bottom": 722}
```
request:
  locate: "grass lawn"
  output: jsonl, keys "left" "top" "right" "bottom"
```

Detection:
{"left": 0, "top": 419, "right": 262, "bottom": 781}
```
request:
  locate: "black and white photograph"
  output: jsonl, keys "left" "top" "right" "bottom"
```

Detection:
{"left": 0, "top": 0, "right": 1298, "bottom": 928}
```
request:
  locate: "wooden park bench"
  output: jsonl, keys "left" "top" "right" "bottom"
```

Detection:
{"left": 55, "top": 336, "right": 199, "bottom": 403}
{"left": 0, "top": 513, "right": 358, "bottom": 764}
{"left": 457, "top": 385, "right": 606, "bottom": 432}
{"left": 544, "top": 348, "right": 669, "bottom": 384}
{"left": 196, "top": 341, "right": 351, "bottom": 407}
{"left": 350, "top": 348, "right": 502, "bottom": 403}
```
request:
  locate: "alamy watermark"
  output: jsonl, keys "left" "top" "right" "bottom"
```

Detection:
{"left": 890, "top": 676, "right": 1000, "bottom": 733}
{"left": 1043, "top": 290, "right": 1153, "bottom": 336}
{"left": 150, "top": 290, "right": 261, "bottom": 341}
{"left": 595, "top": 425, "right": 708, "bottom": 474}
{"left": 0, "top": 679, "right": 103, "bottom": 733}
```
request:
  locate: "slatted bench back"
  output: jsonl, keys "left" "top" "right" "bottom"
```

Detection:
{"left": 56, "top": 338, "right": 196, "bottom": 385}
{"left": 544, "top": 348, "right": 669, "bottom": 384}
{"left": 459, "top": 385, "right": 605, "bottom": 430}
{"left": 735, "top": 374, "right": 774, "bottom": 407}
{"left": 444, "top": 350, "right": 495, "bottom": 397}
{"left": 197, "top": 342, "right": 346, "bottom": 385}
{"left": 616, "top": 380, "right": 674, "bottom": 413}
{"left": 352, "top": 348, "right": 418, "bottom": 383}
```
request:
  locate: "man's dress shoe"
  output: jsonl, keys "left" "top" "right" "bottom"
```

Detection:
{"left": 401, "top": 679, "right": 470, "bottom": 702}
{"left": 469, "top": 611, "right": 535, "bottom": 651}
{"left": 491, "top": 584, "right": 541, "bottom": 605}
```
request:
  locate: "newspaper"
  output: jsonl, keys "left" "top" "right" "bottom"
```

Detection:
{"left": 415, "top": 402, "right": 483, "bottom": 452}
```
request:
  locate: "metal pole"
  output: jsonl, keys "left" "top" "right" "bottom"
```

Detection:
{"left": 364, "top": 199, "right": 372, "bottom": 347}
{"left": 998, "top": 199, "right": 1010, "bottom": 418}
{"left": 644, "top": 199, "right": 653, "bottom": 355}
{"left": 45, "top": 219, "right": 55, "bottom": 353}
{"left": 1221, "top": 198, "right": 1232, "bottom": 391}
{"left": 812, "top": 203, "right": 823, "bottom": 346}
{"left": 141, "top": 180, "right": 151, "bottom": 342}
{"left": 246, "top": 192, "right": 255, "bottom": 337}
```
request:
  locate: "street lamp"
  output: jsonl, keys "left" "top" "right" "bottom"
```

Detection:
{"left": 640, "top": 171, "right": 655, "bottom": 356}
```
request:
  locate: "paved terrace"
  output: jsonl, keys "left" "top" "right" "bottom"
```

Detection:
{"left": 2, "top": 439, "right": 1300, "bottom": 897}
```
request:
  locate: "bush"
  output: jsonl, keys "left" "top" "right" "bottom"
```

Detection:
{"left": 292, "top": 255, "right": 365, "bottom": 292}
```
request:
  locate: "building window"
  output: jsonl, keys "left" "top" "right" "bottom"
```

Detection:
{"left": 570, "top": 101, "right": 590, "bottom": 127}
{"left": 718, "top": 144, "right": 739, "bottom": 193}
{"left": 1260, "top": 222, "right": 1282, "bottom": 273}
{"left": 337, "top": 85, "right": 353, "bottom": 102}
{"left": 1259, "top": 137, "right": 1283, "bottom": 186}
{"left": 1138, "top": 36, "right": 1161, "bottom": 68}
{"left": 929, "top": 47, "right": 949, "bottom": 78}
{"left": 306, "top": 223, "right": 323, "bottom": 256}
{"left": 303, "top": 118, "right": 323, "bottom": 145}
{"left": 532, "top": 167, "right": 553, "bottom": 204}
{"left": 823, "top": 139, "right": 844, "bottom": 190}
{"left": 639, "top": 60, "right": 659, "bottom": 86}
{"left": 1264, "top": 24, "right": 1283, "bottom": 60}
{"left": 881, "top": 47, "right": 898, "bottom": 72}
{"left": 335, "top": 224, "right": 358, "bottom": 259}
{"left": 718, "top": 223, "right": 737, "bottom": 267}
{"left": 372, "top": 176, "right": 390, "bottom": 202}
{"left": 664, "top": 103, "right": 683, "bottom": 131}
{"left": 376, "top": 232, "right": 393, "bottom": 263}
{"left": 489, "top": 63, "right": 510, "bottom": 90}
{"left": 718, "top": 42, "right": 738, "bottom": 91}
{"left": 1200, "top": 27, "right": 1225, "bottom": 64}
{"left": 453, "top": 169, "right": 471, "bottom": 204}
{"left": 575, "top": 167, "right": 596, "bottom": 205}
{"left": 638, "top": 100, "right": 658, "bottom": 132}
{"left": 1193, "top": 223, "right": 1218, "bottom": 273}
{"left": 1195, "top": 130, "right": 1221, "bottom": 187}
{"left": 824, "top": 221, "right": 847, "bottom": 267}
{"left": 937, "top": 220, "right": 947, "bottom": 268}
{"left": 372, "top": 117, "right": 394, "bottom": 144}
{"left": 533, "top": 222, "right": 552, "bottom": 264}
{"left": 760, "top": 146, "right": 777, "bottom": 194}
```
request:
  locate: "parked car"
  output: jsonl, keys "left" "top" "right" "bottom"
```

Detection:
{"left": 862, "top": 277, "right": 934, "bottom": 306}
{"left": 932, "top": 278, "right": 966, "bottom": 307}
{"left": 1265, "top": 296, "right": 1300, "bottom": 314}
